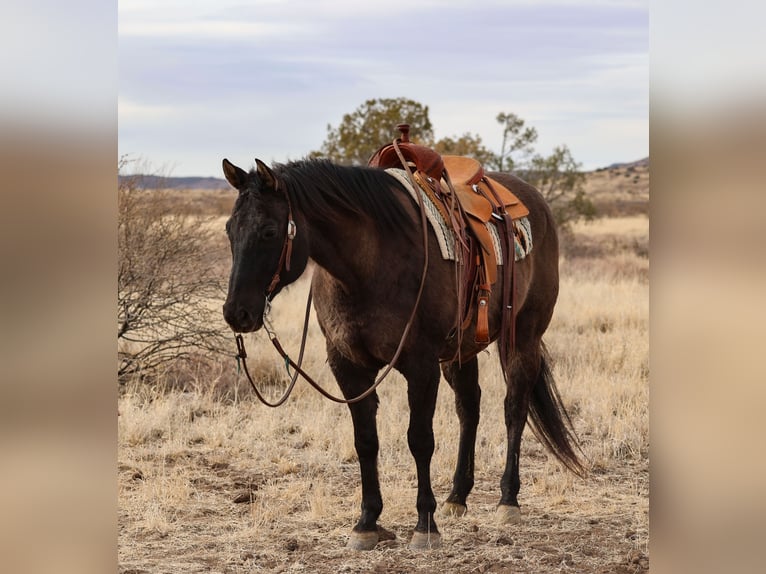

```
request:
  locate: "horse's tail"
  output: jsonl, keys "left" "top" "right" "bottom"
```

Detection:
{"left": 527, "top": 345, "right": 587, "bottom": 477}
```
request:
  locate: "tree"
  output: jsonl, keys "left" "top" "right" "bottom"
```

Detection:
{"left": 494, "top": 112, "right": 538, "bottom": 172}
{"left": 313, "top": 97, "right": 497, "bottom": 167}
{"left": 493, "top": 112, "right": 596, "bottom": 228}
{"left": 118, "top": 157, "right": 231, "bottom": 382}
{"left": 520, "top": 145, "right": 596, "bottom": 229}
{"left": 311, "top": 97, "right": 434, "bottom": 165}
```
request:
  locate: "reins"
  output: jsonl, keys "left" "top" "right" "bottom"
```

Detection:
{"left": 234, "top": 140, "right": 431, "bottom": 406}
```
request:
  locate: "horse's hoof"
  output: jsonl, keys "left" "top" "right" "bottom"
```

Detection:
{"left": 346, "top": 530, "right": 378, "bottom": 550}
{"left": 496, "top": 505, "right": 521, "bottom": 525}
{"left": 442, "top": 502, "right": 467, "bottom": 517}
{"left": 409, "top": 531, "right": 442, "bottom": 550}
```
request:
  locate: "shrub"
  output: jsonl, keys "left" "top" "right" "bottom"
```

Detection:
{"left": 117, "top": 158, "right": 232, "bottom": 383}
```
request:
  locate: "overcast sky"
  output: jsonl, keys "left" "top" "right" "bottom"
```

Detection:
{"left": 118, "top": 0, "right": 648, "bottom": 177}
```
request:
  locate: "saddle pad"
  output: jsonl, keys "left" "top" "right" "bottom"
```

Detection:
{"left": 386, "top": 168, "right": 532, "bottom": 263}
{"left": 386, "top": 168, "right": 462, "bottom": 262}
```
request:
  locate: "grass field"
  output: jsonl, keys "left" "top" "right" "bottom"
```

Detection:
{"left": 118, "top": 174, "right": 649, "bottom": 573}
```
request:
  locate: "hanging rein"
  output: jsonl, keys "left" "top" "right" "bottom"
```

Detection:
{"left": 234, "top": 140, "right": 430, "bottom": 407}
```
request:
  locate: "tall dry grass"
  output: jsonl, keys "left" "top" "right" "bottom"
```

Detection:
{"left": 118, "top": 214, "right": 649, "bottom": 573}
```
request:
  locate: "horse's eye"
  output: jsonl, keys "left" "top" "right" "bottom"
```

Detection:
{"left": 262, "top": 227, "right": 278, "bottom": 240}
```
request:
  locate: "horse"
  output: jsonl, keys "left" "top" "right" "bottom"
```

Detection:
{"left": 221, "top": 156, "right": 584, "bottom": 550}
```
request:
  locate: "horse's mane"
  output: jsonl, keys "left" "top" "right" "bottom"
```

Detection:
{"left": 273, "top": 159, "right": 412, "bottom": 231}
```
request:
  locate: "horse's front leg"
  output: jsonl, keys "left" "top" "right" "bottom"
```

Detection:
{"left": 326, "top": 345, "right": 387, "bottom": 550}
{"left": 403, "top": 359, "right": 442, "bottom": 549}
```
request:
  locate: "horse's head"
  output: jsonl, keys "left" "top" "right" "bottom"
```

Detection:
{"left": 221, "top": 158, "right": 307, "bottom": 332}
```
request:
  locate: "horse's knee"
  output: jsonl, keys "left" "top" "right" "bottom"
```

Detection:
{"left": 407, "top": 428, "right": 435, "bottom": 459}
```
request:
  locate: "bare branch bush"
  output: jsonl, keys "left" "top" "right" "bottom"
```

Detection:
{"left": 118, "top": 158, "right": 232, "bottom": 384}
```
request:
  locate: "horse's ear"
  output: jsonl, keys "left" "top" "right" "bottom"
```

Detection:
{"left": 255, "top": 159, "right": 278, "bottom": 191}
{"left": 222, "top": 158, "right": 248, "bottom": 191}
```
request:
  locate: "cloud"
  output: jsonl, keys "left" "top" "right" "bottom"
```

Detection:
{"left": 119, "top": 19, "right": 303, "bottom": 39}
{"left": 119, "top": 0, "right": 648, "bottom": 175}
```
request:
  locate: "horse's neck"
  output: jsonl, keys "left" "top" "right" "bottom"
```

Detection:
{"left": 301, "top": 214, "right": 378, "bottom": 290}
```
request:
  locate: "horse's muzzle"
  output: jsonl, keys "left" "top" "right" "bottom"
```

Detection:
{"left": 222, "top": 301, "right": 263, "bottom": 333}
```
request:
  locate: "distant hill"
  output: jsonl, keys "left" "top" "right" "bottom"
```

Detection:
{"left": 119, "top": 174, "right": 229, "bottom": 190}
{"left": 603, "top": 157, "right": 649, "bottom": 170}
{"left": 122, "top": 158, "right": 649, "bottom": 191}
{"left": 586, "top": 157, "right": 649, "bottom": 216}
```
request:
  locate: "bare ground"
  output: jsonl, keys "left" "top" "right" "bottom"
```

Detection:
{"left": 118, "top": 408, "right": 648, "bottom": 574}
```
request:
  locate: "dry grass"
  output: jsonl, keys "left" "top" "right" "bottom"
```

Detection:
{"left": 118, "top": 214, "right": 649, "bottom": 573}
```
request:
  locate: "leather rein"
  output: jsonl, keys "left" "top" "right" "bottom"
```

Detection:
{"left": 234, "top": 141, "right": 431, "bottom": 407}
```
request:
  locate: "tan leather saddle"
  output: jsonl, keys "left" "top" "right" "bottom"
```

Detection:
{"left": 440, "top": 155, "right": 528, "bottom": 283}
{"left": 369, "top": 124, "right": 528, "bottom": 348}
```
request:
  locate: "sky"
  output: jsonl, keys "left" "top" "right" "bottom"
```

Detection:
{"left": 118, "top": 0, "right": 649, "bottom": 177}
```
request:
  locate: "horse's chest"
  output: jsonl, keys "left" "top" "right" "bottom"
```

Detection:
{"left": 312, "top": 276, "right": 377, "bottom": 366}
{"left": 314, "top": 297, "right": 373, "bottom": 364}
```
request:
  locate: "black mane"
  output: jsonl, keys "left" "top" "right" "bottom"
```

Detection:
{"left": 273, "top": 159, "right": 412, "bottom": 231}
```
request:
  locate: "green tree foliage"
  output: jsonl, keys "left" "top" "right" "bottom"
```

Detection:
{"left": 493, "top": 113, "right": 595, "bottom": 228}
{"left": 311, "top": 97, "right": 434, "bottom": 165}
{"left": 521, "top": 145, "right": 596, "bottom": 230}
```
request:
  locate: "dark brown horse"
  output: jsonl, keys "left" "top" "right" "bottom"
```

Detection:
{"left": 221, "top": 157, "right": 583, "bottom": 550}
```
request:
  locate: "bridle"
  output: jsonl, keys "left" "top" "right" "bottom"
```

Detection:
{"left": 234, "top": 145, "right": 430, "bottom": 407}
{"left": 265, "top": 185, "right": 296, "bottom": 299}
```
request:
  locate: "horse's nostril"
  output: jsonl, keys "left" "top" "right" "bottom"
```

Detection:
{"left": 237, "top": 307, "right": 252, "bottom": 325}
{"left": 224, "top": 300, "right": 260, "bottom": 332}
{"left": 223, "top": 301, "right": 249, "bottom": 328}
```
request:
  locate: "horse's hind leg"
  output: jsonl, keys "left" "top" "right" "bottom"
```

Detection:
{"left": 441, "top": 357, "right": 480, "bottom": 517}
{"left": 499, "top": 340, "right": 583, "bottom": 524}
{"left": 497, "top": 338, "right": 541, "bottom": 525}
{"left": 326, "top": 345, "right": 386, "bottom": 550}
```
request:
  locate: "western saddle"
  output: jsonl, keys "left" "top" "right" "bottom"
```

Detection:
{"left": 368, "top": 124, "right": 528, "bottom": 358}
